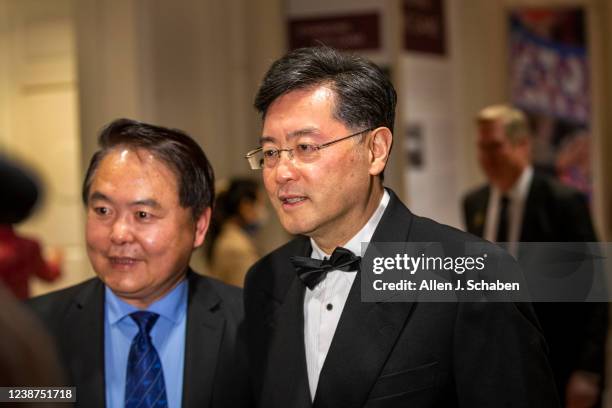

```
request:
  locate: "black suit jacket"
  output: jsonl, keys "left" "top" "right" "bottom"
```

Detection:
{"left": 245, "top": 189, "right": 559, "bottom": 407}
{"left": 27, "top": 270, "right": 251, "bottom": 408}
{"left": 463, "top": 173, "right": 608, "bottom": 402}
{"left": 463, "top": 172, "right": 597, "bottom": 243}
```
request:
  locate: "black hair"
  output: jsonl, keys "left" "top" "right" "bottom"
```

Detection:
{"left": 254, "top": 46, "right": 397, "bottom": 133}
{"left": 0, "top": 155, "right": 40, "bottom": 224}
{"left": 205, "top": 178, "right": 259, "bottom": 261}
{"left": 82, "top": 118, "right": 215, "bottom": 219}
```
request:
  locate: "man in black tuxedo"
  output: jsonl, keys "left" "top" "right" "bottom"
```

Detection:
{"left": 243, "top": 46, "right": 559, "bottom": 407}
{"left": 463, "top": 104, "right": 608, "bottom": 407}
{"left": 28, "top": 119, "right": 250, "bottom": 408}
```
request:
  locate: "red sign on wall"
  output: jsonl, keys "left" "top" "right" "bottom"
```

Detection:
{"left": 403, "top": 0, "right": 446, "bottom": 55}
{"left": 288, "top": 12, "right": 380, "bottom": 51}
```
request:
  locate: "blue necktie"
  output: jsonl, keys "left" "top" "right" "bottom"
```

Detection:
{"left": 124, "top": 311, "right": 168, "bottom": 408}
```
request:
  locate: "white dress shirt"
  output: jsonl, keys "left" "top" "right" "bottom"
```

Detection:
{"left": 304, "top": 190, "right": 390, "bottom": 400}
{"left": 484, "top": 166, "right": 533, "bottom": 256}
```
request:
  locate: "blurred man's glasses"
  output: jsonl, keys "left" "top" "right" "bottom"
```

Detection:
{"left": 245, "top": 128, "right": 374, "bottom": 170}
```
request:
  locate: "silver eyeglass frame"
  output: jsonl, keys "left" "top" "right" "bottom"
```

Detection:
{"left": 244, "top": 127, "right": 374, "bottom": 170}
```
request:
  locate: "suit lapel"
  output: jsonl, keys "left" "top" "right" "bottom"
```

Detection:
{"left": 313, "top": 190, "right": 417, "bottom": 408}
{"left": 261, "top": 237, "right": 312, "bottom": 408}
{"left": 520, "top": 175, "right": 547, "bottom": 242}
{"left": 62, "top": 279, "right": 106, "bottom": 408}
{"left": 471, "top": 187, "right": 489, "bottom": 238}
{"left": 182, "top": 271, "right": 225, "bottom": 408}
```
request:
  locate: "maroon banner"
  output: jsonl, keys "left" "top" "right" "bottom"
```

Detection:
{"left": 288, "top": 13, "right": 380, "bottom": 51}
{"left": 403, "top": 0, "right": 446, "bottom": 55}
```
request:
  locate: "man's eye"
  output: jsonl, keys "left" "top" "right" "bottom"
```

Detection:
{"left": 94, "top": 207, "right": 109, "bottom": 216}
{"left": 296, "top": 144, "right": 317, "bottom": 153}
{"left": 263, "top": 149, "right": 278, "bottom": 158}
{"left": 136, "top": 211, "right": 150, "bottom": 219}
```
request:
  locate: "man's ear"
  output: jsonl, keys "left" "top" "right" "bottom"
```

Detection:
{"left": 368, "top": 127, "right": 393, "bottom": 176}
{"left": 193, "top": 207, "right": 212, "bottom": 248}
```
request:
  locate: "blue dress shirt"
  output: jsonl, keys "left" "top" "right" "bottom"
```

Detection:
{"left": 104, "top": 280, "right": 187, "bottom": 408}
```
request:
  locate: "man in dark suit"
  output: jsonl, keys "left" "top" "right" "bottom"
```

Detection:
{"left": 28, "top": 119, "right": 250, "bottom": 408}
{"left": 243, "top": 46, "right": 559, "bottom": 407}
{"left": 463, "top": 104, "right": 608, "bottom": 407}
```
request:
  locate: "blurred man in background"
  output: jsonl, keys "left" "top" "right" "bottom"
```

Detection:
{"left": 463, "top": 104, "right": 608, "bottom": 408}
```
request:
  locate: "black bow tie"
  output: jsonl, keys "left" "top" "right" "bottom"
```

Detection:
{"left": 290, "top": 247, "right": 361, "bottom": 290}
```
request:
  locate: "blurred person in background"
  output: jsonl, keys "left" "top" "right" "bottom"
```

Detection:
{"left": 0, "top": 154, "right": 63, "bottom": 299}
{"left": 463, "top": 104, "right": 608, "bottom": 408}
{"left": 0, "top": 155, "right": 66, "bottom": 407}
{"left": 0, "top": 154, "right": 39, "bottom": 224}
{"left": 0, "top": 284, "right": 66, "bottom": 402}
{"left": 205, "top": 178, "right": 266, "bottom": 287}
{"left": 0, "top": 224, "right": 63, "bottom": 300}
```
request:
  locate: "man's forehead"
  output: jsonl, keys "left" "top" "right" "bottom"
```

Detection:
{"left": 104, "top": 146, "right": 158, "bottom": 165}
{"left": 277, "top": 85, "right": 334, "bottom": 103}
{"left": 97, "top": 147, "right": 176, "bottom": 175}
{"left": 478, "top": 119, "right": 506, "bottom": 138}
{"left": 265, "top": 86, "right": 335, "bottom": 119}
{"left": 260, "top": 127, "right": 323, "bottom": 144}
{"left": 261, "top": 87, "right": 344, "bottom": 139}
{"left": 90, "top": 148, "right": 179, "bottom": 194}
{"left": 477, "top": 117, "right": 504, "bottom": 128}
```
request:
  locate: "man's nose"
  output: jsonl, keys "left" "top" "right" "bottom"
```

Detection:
{"left": 274, "top": 151, "right": 300, "bottom": 184}
{"left": 110, "top": 216, "right": 134, "bottom": 245}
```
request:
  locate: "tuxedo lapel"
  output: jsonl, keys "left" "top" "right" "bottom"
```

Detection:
{"left": 182, "top": 271, "right": 225, "bottom": 408}
{"left": 62, "top": 279, "right": 106, "bottom": 408}
{"left": 313, "top": 190, "right": 417, "bottom": 407}
{"left": 261, "top": 237, "right": 312, "bottom": 408}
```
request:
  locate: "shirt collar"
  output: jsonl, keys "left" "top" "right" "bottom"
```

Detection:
{"left": 492, "top": 166, "right": 533, "bottom": 201}
{"left": 105, "top": 278, "right": 188, "bottom": 326}
{"left": 311, "top": 189, "right": 390, "bottom": 259}
{"left": 514, "top": 165, "right": 533, "bottom": 201}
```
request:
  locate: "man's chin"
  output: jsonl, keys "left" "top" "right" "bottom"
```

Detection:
{"left": 107, "top": 283, "right": 154, "bottom": 304}
{"left": 103, "top": 279, "right": 144, "bottom": 294}
{"left": 95, "top": 270, "right": 146, "bottom": 294}
{"left": 281, "top": 220, "right": 316, "bottom": 237}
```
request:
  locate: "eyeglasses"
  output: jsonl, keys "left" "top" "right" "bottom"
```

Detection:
{"left": 245, "top": 128, "right": 374, "bottom": 170}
